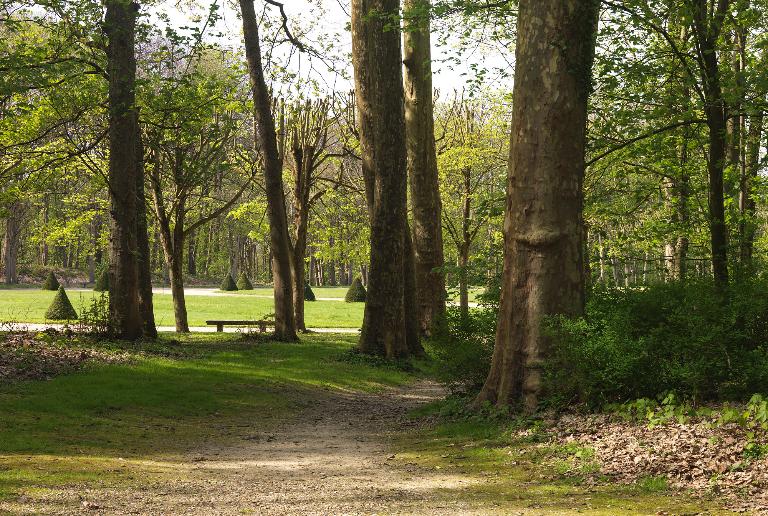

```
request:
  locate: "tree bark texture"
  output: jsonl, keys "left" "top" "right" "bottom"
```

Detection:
{"left": 352, "top": 0, "right": 411, "bottom": 358}
{"left": 476, "top": 0, "right": 599, "bottom": 411}
{"left": 403, "top": 0, "right": 446, "bottom": 336}
{"left": 135, "top": 118, "right": 157, "bottom": 338}
{"left": 240, "top": 0, "right": 297, "bottom": 341}
{"left": 105, "top": 0, "right": 143, "bottom": 340}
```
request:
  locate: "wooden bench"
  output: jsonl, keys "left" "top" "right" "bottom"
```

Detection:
{"left": 206, "top": 320, "right": 275, "bottom": 333}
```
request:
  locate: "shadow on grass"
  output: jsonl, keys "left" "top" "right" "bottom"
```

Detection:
{"left": 0, "top": 334, "right": 416, "bottom": 499}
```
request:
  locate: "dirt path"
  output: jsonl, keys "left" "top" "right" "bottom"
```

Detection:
{"left": 8, "top": 382, "right": 494, "bottom": 515}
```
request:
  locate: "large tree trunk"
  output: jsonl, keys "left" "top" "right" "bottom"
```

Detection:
{"left": 352, "top": 0, "right": 411, "bottom": 358}
{"left": 476, "top": 0, "right": 599, "bottom": 411}
{"left": 403, "top": 0, "right": 446, "bottom": 337}
{"left": 240, "top": 0, "right": 297, "bottom": 341}
{"left": 3, "top": 202, "right": 24, "bottom": 285}
{"left": 104, "top": 0, "right": 143, "bottom": 340}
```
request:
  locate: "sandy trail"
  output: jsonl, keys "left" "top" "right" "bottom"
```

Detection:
{"left": 3, "top": 382, "right": 496, "bottom": 515}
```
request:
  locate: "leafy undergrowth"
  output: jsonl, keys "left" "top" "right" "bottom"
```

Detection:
{"left": 0, "top": 333, "right": 417, "bottom": 502}
{"left": 394, "top": 398, "right": 744, "bottom": 515}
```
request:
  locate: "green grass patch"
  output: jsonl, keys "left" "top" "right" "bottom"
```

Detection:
{"left": 0, "top": 334, "right": 414, "bottom": 500}
{"left": 0, "top": 289, "right": 363, "bottom": 328}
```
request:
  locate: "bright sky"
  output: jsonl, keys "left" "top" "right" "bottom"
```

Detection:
{"left": 153, "top": 0, "right": 512, "bottom": 94}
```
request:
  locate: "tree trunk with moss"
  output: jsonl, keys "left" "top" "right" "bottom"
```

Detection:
{"left": 476, "top": 0, "right": 599, "bottom": 411}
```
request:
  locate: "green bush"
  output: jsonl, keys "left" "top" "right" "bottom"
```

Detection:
{"left": 236, "top": 272, "right": 253, "bottom": 290}
{"left": 345, "top": 277, "right": 367, "bottom": 302}
{"left": 427, "top": 280, "right": 499, "bottom": 393}
{"left": 45, "top": 286, "right": 78, "bottom": 320}
{"left": 41, "top": 271, "right": 60, "bottom": 291}
{"left": 304, "top": 282, "right": 316, "bottom": 301}
{"left": 543, "top": 279, "right": 768, "bottom": 409}
{"left": 220, "top": 273, "right": 238, "bottom": 291}
{"left": 94, "top": 269, "right": 109, "bottom": 292}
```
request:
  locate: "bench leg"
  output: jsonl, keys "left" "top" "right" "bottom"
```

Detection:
{"left": 216, "top": 324, "right": 224, "bottom": 332}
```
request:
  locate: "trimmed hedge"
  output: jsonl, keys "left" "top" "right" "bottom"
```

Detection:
{"left": 220, "top": 273, "right": 238, "bottom": 291}
{"left": 94, "top": 269, "right": 109, "bottom": 292}
{"left": 41, "top": 271, "right": 60, "bottom": 291}
{"left": 45, "top": 286, "right": 78, "bottom": 320}
{"left": 304, "top": 283, "right": 316, "bottom": 301}
{"left": 237, "top": 272, "right": 253, "bottom": 290}
{"left": 345, "top": 277, "right": 367, "bottom": 303}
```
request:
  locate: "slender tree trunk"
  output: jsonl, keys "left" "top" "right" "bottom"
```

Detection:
{"left": 187, "top": 228, "right": 197, "bottom": 276}
{"left": 240, "top": 0, "right": 297, "bottom": 341}
{"left": 740, "top": 110, "right": 763, "bottom": 266}
{"left": 403, "top": 0, "right": 446, "bottom": 336}
{"left": 476, "top": 0, "right": 599, "bottom": 411}
{"left": 168, "top": 246, "right": 189, "bottom": 333}
{"left": 352, "top": 0, "right": 411, "bottom": 358}
{"left": 3, "top": 202, "right": 24, "bottom": 285}
{"left": 458, "top": 246, "right": 469, "bottom": 317}
{"left": 404, "top": 225, "right": 424, "bottom": 355}
{"left": 105, "top": 0, "right": 143, "bottom": 340}
{"left": 690, "top": 0, "right": 729, "bottom": 288}
{"left": 136, "top": 119, "right": 157, "bottom": 338}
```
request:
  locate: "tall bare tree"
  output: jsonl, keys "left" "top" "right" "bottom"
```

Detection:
{"left": 476, "top": 0, "right": 600, "bottom": 411}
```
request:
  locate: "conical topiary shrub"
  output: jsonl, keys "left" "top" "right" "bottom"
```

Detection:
{"left": 94, "top": 269, "right": 109, "bottom": 292}
{"left": 304, "top": 282, "right": 316, "bottom": 302}
{"left": 45, "top": 286, "right": 78, "bottom": 320}
{"left": 236, "top": 272, "right": 253, "bottom": 290}
{"left": 41, "top": 271, "right": 60, "bottom": 291}
{"left": 345, "top": 277, "right": 367, "bottom": 303}
{"left": 220, "top": 273, "right": 238, "bottom": 291}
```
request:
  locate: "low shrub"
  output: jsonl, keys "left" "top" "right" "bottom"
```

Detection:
{"left": 345, "top": 277, "right": 367, "bottom": 302}
{"left": 41, "top": 271, "right": 60, "bottom": 291}
{"left": 427, "top": 281, "right": 499, "bottom": 394}
{"left": 304, "top": 283, "right": 316, "bottom": 301}
{"left": 220, "top": 273, "right": 238, "bottom": 291}
{"left": 45, "top": 286, "right": 78, "bottom": 320}
{"left": 543, "top": 279, "right": 768, "bottom": 409}
{"left": 236, "top": 272, "right": 253, "bottom": 290}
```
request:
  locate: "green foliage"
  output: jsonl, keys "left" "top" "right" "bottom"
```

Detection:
{"left": 236, "top": 272, "right": 253, "bottom": 290}
{"left": 344, "top": 277, "right": 367, "bottom": 302}
{"left": 41, "top": 272, "right": 59, "bottom": 291}
{"left": 304, "top": 283, "right": 316, "bottom": 301}
{"left": 220, "top": 273, "right": 238, "bottom": 292}
{"left": 78, "top": 293, "right": 111, "bottom": 336}
{"left": 94, "top": 269, "right": 109, "bottom": 292}
{"left": 543, "top": 280, "right": 768, "bottom": 409}
{"left": 427, "top": 280, "right": 500, "bottom": 393}
{"left": 44, "top": 287, "right": 78, "bottom": 321}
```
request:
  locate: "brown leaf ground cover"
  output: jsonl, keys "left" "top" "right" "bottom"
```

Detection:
{"left": 0, "top": 331, "right": 131, "bottom": 383}
{"left": 552, "top": 413, "right": 768, "bottom": 513}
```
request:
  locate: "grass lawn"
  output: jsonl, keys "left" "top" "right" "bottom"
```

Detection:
{"left": 0, "top": 334, "right": 413, "bottom": 501}
{"left": 0, "top": 289, "right": 364, "bottom": 328}
{"left": 233, "top": 286, "right": 351, "bottom": 299}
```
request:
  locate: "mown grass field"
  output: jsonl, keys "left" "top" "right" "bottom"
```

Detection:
{"left": 0, "top": 289, "right": 364, "bottom": 328}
